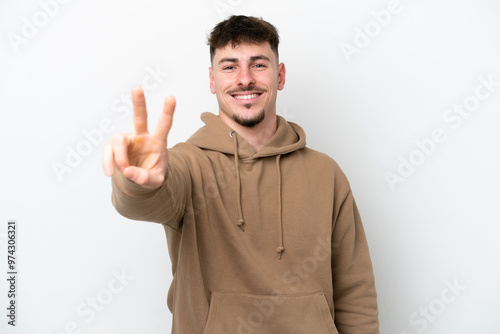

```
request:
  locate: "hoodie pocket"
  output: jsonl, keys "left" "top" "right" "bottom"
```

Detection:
{"left": 203, "top": 291, "right": 338, "bottom": 334}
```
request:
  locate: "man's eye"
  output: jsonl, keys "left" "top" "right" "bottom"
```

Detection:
{"left": 254, "top": 64, "right": 266, "bottom": 68}
{"left": 223, "top": 66, "right": 234, "bottom": 70}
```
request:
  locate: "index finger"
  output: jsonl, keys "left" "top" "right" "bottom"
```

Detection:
{"left": 154, "top": 95, "right": 176, "bottom": 143}
{"left": 132, "top": 86, "right": 148, "bottom": 135}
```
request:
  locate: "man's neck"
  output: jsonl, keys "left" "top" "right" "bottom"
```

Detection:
{"left": 219, "top": 112, "right": 278, "bottom": 152}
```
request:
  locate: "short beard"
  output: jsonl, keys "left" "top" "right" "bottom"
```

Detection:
{"left": 233, "top": 109, "right": 265, "bottom": 128}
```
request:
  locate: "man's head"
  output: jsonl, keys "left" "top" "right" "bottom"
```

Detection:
{"left": 208, "top": 15, "right": 280, "bottom": 65}
{"left": 207, "top": 15, "right": 286, "bottom": 129}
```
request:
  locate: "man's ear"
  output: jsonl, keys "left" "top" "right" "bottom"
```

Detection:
{"left": 278, "top": 62, "right": 286, "bottom": 91}
{"left": 209, "top": 67, "right": 216, "bottom": 94}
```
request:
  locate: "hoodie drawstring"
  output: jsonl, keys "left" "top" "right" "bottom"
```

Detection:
{"left": 230, "top": 131, "right": 245, "bottom": 232}
{"left": 229, "top": 131, "right": 285, "bottom": 259}
{"left": 275, "top": 154, "right": 285, "bottom": 260}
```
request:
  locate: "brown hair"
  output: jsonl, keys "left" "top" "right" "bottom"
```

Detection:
{"left": 207, "top": 15, "right": 280, "bottom": 63}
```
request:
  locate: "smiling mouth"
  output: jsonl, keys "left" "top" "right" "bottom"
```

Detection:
{"left": 232, "top": 93, "right": 261, "bottom": 100}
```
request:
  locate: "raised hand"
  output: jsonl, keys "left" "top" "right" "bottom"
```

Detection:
{"left": 102, "top": 86, "right": 175, "bottom": 189}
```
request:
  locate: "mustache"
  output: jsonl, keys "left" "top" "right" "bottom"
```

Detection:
{"left": 227, "top": 85, "right": 265, "bottom": 95}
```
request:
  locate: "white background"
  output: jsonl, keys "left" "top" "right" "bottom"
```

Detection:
{"left": 1, "top": 0, "right": 500, "bottom": 333}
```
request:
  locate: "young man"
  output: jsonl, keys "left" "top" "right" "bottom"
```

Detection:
{"left": 102, "top": 15, "right": 379, "bottom": 334}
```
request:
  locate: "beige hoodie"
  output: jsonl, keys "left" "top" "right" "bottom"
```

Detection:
{"left": 111, "top": 112, "right": 379, "bottom": 334}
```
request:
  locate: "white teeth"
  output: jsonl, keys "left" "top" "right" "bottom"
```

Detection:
{"left": 233, "top": 93, "right": 259, "bottom": 100}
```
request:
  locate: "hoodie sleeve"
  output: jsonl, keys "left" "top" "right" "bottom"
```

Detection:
{"left": 111, "top": 152, "right": 190, "bottom": 230}
{"left": 331, "top": 188, "right": 380, "bottom": 334}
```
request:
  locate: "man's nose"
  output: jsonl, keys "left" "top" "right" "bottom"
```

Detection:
{"left": 236, "top": 67, "right": 255, "bottom": 87}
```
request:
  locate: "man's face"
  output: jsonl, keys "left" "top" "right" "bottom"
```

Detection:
{"left": 209, "top": 42, "right": 286, "bottom": 128}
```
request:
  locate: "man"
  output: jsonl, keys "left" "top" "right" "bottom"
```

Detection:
{"left": 102, "top": 15, "right": 379, "bottom": 334}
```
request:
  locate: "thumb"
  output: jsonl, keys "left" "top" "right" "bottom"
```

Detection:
{"left": 123, "top": 166, "right": 165, "bottom": 189}
{"left": 123, "top": 166, "right": 146, "bottom": 185}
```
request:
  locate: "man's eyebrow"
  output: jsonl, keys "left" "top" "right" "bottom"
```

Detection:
{"left": 218, "top": 57, "right": 239, "bottom": 64}
{"left": 218, "top": 55, "right": 271, "bottom": 65}
{"left": 250, "top": 55, "right": 270, "bottom": 62}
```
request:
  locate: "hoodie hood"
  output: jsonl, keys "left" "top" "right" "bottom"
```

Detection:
{"left": 186, "top": 112, "right": 306, "bottom": 158}
{"left": 186, "top": 112, "right": 307, "bottom": 259}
